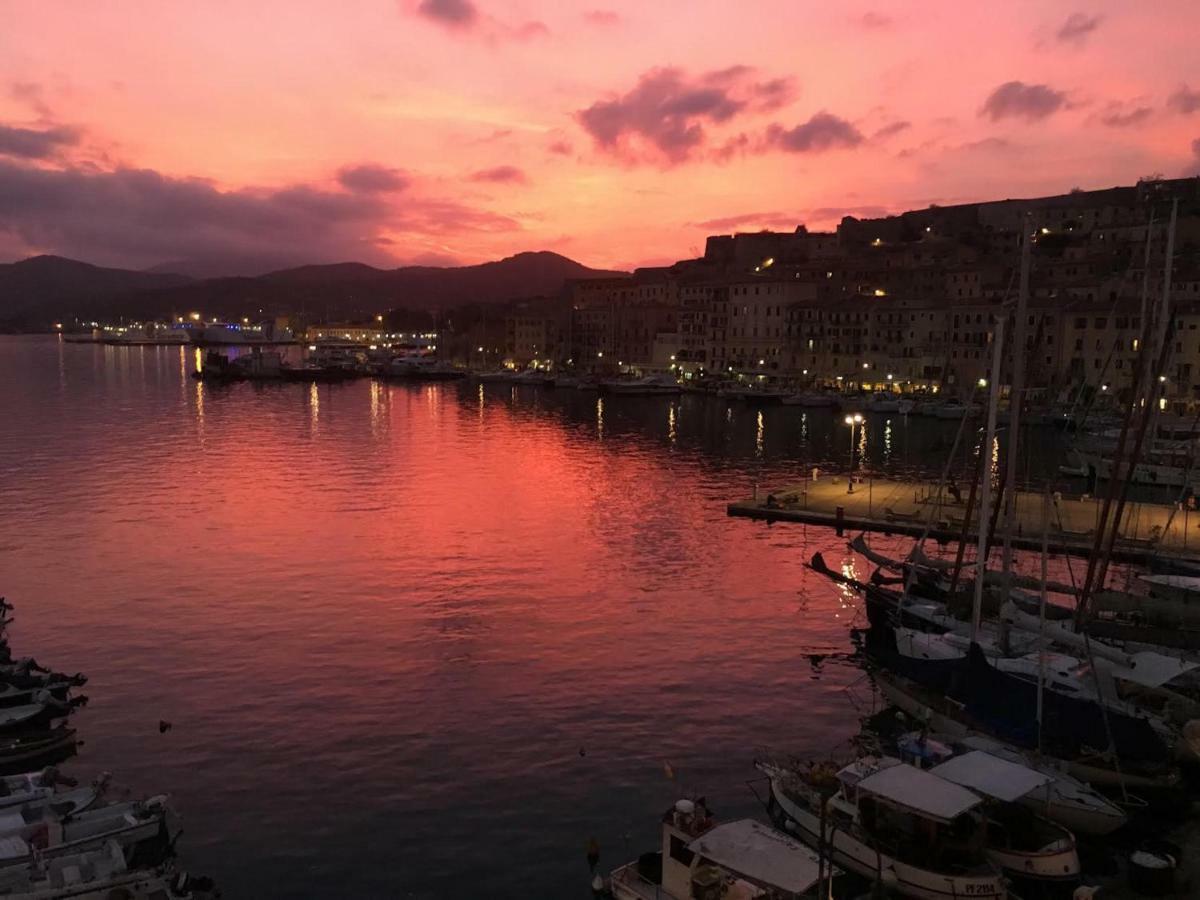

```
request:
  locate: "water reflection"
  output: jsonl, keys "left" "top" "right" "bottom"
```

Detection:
{"left": 755, "top": 411, "right": 764, "bottom": 457}
{"left": 596, "top": 396, "right": 604, "bottom": 440}
{"left": 667, "top": 404, "right": 677, "bottom": 446}
{"left": 308, "top": 382, "right": 320, "bottom": 433}
{"left": 883, "top": 418, "right": 893, "bottom": 465}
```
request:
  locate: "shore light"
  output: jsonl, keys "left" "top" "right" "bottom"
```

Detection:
{"left": 978, "top": 378, "right": 988, "bottom": 387}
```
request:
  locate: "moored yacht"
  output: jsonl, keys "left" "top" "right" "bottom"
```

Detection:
{"left": 758, "top": 756, "right": 1005, "bottom": 899}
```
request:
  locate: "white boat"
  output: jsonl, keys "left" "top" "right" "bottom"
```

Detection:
{"left": 511, "top": 369, "right": 553, "bottom": 386}
{"left": 608, "top": 798, "right": 830, "bottom": 899}
{"left": 0, "top": 838, "right": 200, "bottom": 899}
{"left": 189, "top": 323, "right": 294, "bottom": 345}
{"left": 895, "top": 732, "right": 1126, "bottom": 837}
{"left": 0, "top": 770, "right": 106, "bottom": 816}
{"left": 781, "top": 392, "right": 839, "bottom": 408}
{"left": 1067, "top": 447, "right": 1200, "bottom": 490}
{"left": 929, "top": 400, "right": 979, "bottom": 420}
{"left": 866, "top": 391, "right": 900, "bottom": 413}
{"left": 759, "top": 757, "right": 1005, "bottom": 899}
{"left": 383, "top": 355, "right": 464, "bottom": 380}
{"left": 604, "top": 376, "right": 680, "bottom": 396}
{"left": 897, "top": 398, "right": 915, "bottom": 415}
{"left": 0, "top": 796, "right": 175, "bottom": 869}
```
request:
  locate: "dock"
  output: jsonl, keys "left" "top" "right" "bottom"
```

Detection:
{"left": 727, "top": 474, "right": 1200, "bottom": 568}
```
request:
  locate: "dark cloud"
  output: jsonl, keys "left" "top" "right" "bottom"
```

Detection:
{"left": 1168, "top": 85, "right": 1200, "bottom": 115}
{"left": 416, "top": 0, "right": 477, "bottom": 28}
{"left": 873, "top": 120, "right": 911, "bottom": 139}
{"left": 0, "top": 160, "right": 517, "bottom": 270}
{"left": 1188, "top": 138, "right": 1200, "bottom": 176}
{"left": 469, "top": 165, "right": 527, "bottom": 184}
{"left": 0, "top": 123, "right": 80, "bottom": 160}
{"left": 980, "top": 81, "right": 1067, "bottom": 121}
{"left": 1056, "top": 12, "right": 1102, "bottom": 45}
{"left": 337, "top": 164, "right": 409, "bottom": 193}
{"left": 690, "top": 212, "right": 797, "bottom": 231}
{"left": 583, "top": 9, "right": 620, "bottom": 26}
{"left": 767, "top": 112, "right": 864, "bottom": 153}
{"left": 578, "top": 66, "right": 794, "bottom": 164}
{"left": 547, "top": 139, "right": 573, "bottom": 155}
{"left": 854, "top": 11, "right": 894, "bottom": 30}
{"left": 1098, "top": 105, "right": 1153, "bottom": 128}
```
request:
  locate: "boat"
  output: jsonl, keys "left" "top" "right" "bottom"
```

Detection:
{"left": 0, "top": 838, "right": 213, "bottom": 899}
{"left": 0, "top": 769, "right": 106, "bottom": 816}
{"left": 865, "top": 392, "right": 900, "bottom": 414}
{"left": 872, "top": 667, "right": 1181, "bottom": 793}
{"left": 780, "top": 392, "right": 840, "bottom": 408}
{"left": 0, "top": 795, "right": 176, "bottom": 870}
{"left": 551, "top": 375, "right": 580, "bottom": 389}
{"left": 603, "top": 376, "right": 680, "bottom": 396}
{"left": 511, "top": 369, "right": 553, "bottom": 386}
{"left": 188, "top": 322, "right": 294, "bottom": 345}
{"left": 897, "top": 398, "right": 915, "bottom": 415}
{"left": 0, "top": 699, "right": 73, "bottom": 734}
{"left": 0, "top": 730, "right": 78, "bottom": 776}
{"left": 607, "top": 798, "right": 831, "bottom": 899}
{"left": 892, "top": 731, "right": 1126, "bottom": 837}
{"left": 758, "top": 757, "right": 1005, "bottom": 899}
{"left": 927, "top": 400, "right": 978, "bottom": 420}
{"left": 476, "top": 370, "right": 516, "bottom": 383}
{"left": 381, "top": 355, "right": 465, "bottom": 381}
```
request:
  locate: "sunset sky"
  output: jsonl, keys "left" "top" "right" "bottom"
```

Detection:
{"left": 1, "top": 0, "right": 1198, "bottom": 274}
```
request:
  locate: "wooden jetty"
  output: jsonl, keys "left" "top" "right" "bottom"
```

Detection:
{"left": 727, "top": 474, "right": 1200, "bottom": 568}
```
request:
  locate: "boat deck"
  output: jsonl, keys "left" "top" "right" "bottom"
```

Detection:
{"left": 727, "top": 475, "right": 1200, "bottom": 568}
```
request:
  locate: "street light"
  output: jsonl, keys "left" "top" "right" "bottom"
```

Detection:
{"left": 844, "top": 413, "right": 863, "bottom": 493}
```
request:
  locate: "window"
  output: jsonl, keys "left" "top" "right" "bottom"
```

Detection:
{"left": 669, "top": 836, "right": 695, "bottom": 865}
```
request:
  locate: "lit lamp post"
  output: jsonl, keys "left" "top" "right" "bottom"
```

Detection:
{"left": 844, "top": 413, "right": 863, "bottom": 493}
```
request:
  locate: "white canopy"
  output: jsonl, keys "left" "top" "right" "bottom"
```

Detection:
{"left": 856, "top": 762, "right": 983, "bottom": 823}
{"left": 688, "top": 819, "right": 824, "bottom": 894}
{"left": 931, "top": 751, "right": 1052, "bottom": 803}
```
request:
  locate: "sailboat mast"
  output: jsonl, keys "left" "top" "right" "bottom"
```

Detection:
{"left": 971, "top": 315, "right": 1007, "bottom": 643}
{"left": 1000, "top": 218, "right": 1033, "bottom": 575}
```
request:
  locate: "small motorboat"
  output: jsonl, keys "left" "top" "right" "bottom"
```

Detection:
{"left": 0, "top": 728, "right": 79, "bottom": 776}
{"left": 607, "top": 798, "right": 833, "bottom": 899}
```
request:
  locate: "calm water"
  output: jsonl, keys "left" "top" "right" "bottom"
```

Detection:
{"left": 0, "top": 336, "right": 1043, "bottom": 897}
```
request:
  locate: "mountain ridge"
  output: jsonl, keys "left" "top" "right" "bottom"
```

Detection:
{"left": 0, "top": 251, "right": 628, "bottom": 329}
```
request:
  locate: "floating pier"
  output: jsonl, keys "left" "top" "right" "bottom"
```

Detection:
{"left": 727, "top": 474, "right": 1200, "bottom": 568}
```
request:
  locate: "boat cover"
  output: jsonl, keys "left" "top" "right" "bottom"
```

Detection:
{"left": 856, "top": 763, "right": 983, "bottom": 823}
{"left": 687, "top": 819, "right": 824, "bottom": 894}
{"left": 930, "top": 750, "right": 1051, "bottom": 802}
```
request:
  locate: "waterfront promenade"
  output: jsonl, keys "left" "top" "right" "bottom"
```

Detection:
{"left": 728, "top": 474, "right": 1200, "bottom": 567}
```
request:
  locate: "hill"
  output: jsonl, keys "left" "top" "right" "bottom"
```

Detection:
{"left": 1, "top": 251, "right": 627, "bottom": 328}
{"left": 0, "top": 256, "right": 193, "bottom": 327}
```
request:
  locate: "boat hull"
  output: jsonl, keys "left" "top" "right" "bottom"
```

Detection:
{"left": 764, "top": 778, "right": 1005, "bottom": 900}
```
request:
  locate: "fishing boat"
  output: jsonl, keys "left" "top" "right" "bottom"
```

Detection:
{"left": 892, "top": 731, "right": 1126, "bottom": 837}
{"left": 0, "top": 838, "right": 213, "bottom": 899}
{"left": 0, "top": 730, "right": 78, "bottom": 776}
{"left": 607, "top": 798, "right": 831, "bottom": 899}
{"left": 0, "top": 769, "right": 105, "bottom": 815}
{"left": 758, "top": 757, "right": 1005, "bottom": 899}
{"left": 0, "top": 795, "right": 176, "bottom": 870}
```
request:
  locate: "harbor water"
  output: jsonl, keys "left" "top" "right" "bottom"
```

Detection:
{"left": 0, "top": 336, "right": 1071, "bottom": 897}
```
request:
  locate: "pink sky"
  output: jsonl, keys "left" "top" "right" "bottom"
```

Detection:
{"left": 1, "top": 0, "right": 1198, "bottom": 272}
